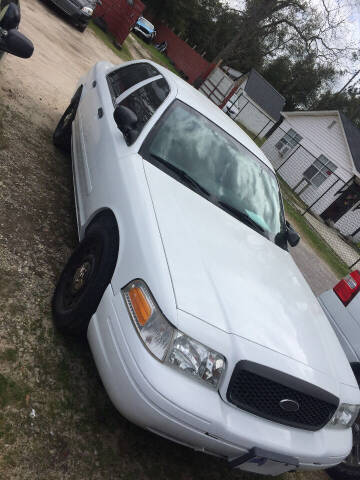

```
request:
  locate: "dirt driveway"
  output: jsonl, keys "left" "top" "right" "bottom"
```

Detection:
{"left": 290, "top": 240, "right": 338, "bottom": 297}
{"left": 0, "top": 1, "right": 330, "bottom": 479}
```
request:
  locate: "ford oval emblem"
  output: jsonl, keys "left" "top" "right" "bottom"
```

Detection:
{"left": 279, "top": 399, "right": 300, "bottom": 413}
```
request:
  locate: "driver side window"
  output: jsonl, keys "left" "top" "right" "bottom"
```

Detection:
{"left": 118, "top": 77, "right": 170, "bottom": 144}
{"left": 107, "top": 63, "right": 160, "bottom": 105}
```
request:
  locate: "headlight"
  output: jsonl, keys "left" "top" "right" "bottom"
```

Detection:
{"left": 122, "top": 279, "right": 174, "bottom": 361}
{"left": 81, "top": 6, "right": 93, "bottom": 15}
{"left": 167, "top": 331, "right": 225, "bottom": 388}
{"left": 122, "top": 280, "right": 226, "bottom": 388}
{"left": 330, "top": 403, "right": 360, "bottom": 429}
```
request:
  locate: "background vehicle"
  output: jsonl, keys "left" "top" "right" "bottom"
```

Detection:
{"left": 0, "top": 1, "right": 34, "bottom": 62}
{"left": 318, "top": 271, "right": 360, "bottom": 480}
{"left": 133, "top": 16, "right": 155, "bottom": 42}
{"left": 154, "top": 40, "right": 167, "bottom": 54}
{"left": 47, "top": 0, "right": 101, "bottom": 32}
{"left": 52, "top": 59, "right": 360, "bottom": 476}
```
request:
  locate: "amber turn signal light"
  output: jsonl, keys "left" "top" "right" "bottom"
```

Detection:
{"left": 128, "top": 286, "right": 152, "bottom": 326}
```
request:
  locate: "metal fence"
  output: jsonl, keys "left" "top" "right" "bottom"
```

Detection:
{"left": 200, "top": 69, "right": 275, "bottom": 139}
{"left": 261, "top": 124, "right": 360, "bottom": 270}
{"left": 199, "top": 66, "right": 234, "bottom": 106}
{"left": 224, "top": 91, "right": 275, "bottom": 139}
{"left": 199, "top": 68, "right": 360, "bottom": 271}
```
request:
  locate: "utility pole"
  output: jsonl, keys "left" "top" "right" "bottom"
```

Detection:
{"left": 336, "top": 70, "right": 360, "bottom": 94}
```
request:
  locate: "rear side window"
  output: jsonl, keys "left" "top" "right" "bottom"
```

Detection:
{"left": 107, "top": 63, "right": 160, "bottom": 104}
{"left": 119, "top": 78, "right": 170, "bottom": 144}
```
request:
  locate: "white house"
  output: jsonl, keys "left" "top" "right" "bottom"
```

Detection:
{"left": 262, "top": 110, "right": 360, "bottom": 242}
{"left": 225, "top": 68, "right": 286, "bottom": 137}
{"left": 200, "top": 68, "right": 285, "bottom": 138}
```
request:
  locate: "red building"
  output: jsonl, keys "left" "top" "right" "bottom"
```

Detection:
{"left": 153, "top": 23, "right": 215, "bottom": 86}
{"left": 94, "top": 0, "right": 145, "bottom": 46}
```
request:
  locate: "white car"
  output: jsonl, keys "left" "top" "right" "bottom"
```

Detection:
{"left": 52, "top": 59, "right": 360, "bottom": 476}
{"left": 318, "top": 271, "right": 360, "bottom": 480}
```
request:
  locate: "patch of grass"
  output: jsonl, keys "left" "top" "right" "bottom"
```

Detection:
{"left": 277, "top": 176, "right": 308, "bottom": 212}
{"left": 0, "top": 374, "right": 28, "bottom": 408}
{"left": 0, "top": 453, "right": 16, "bottom": 468}
{"left": 88, "top": 20, "right": 132, "bottom": 62}
{"left": 131, "top": 34, "right": 180, "bottom": 75}
{"left": 236, "top": 121, "right": 265, "bottom": 147}
{"left": 284, "top": 200, "right": 349, "bottom": 278}
{"left": 0, "top": 348, "right": 17, "bottom": 362}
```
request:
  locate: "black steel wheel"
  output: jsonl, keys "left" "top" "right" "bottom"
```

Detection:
{"left": 77, "top": 23, "right": 87, "bottom": 33}
{"left": 52, "top": 212, "right": 119, "bottom": 336}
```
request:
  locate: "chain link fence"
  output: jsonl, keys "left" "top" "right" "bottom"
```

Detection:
{"left": 200, "top": 69, "right": 360, "bottom": 271}
{"left": 261, "top": 124, "right": 360, "bottom": 271}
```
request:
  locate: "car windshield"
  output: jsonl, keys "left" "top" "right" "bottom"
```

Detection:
{"left": 139, "top": 17, "right": 154, "bottom": 30}
{"left": 142, "top": 101, "right": 286, "bottom": 244}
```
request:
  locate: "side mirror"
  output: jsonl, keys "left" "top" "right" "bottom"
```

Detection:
{"left": 286, "top": 221, "right": 300, "bottom": 247}
{"left": 0, "top": 29, "right": 34, "bottom": 58}
{"left": 113, "top": 105, "right": 138, "bottom": 144}
{"left": 0, "top": 2, "right": 20, "bottom": 30}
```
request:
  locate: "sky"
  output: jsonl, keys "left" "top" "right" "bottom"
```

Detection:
{"left": 227, "top": 0, "right": 360, "bottom": 88}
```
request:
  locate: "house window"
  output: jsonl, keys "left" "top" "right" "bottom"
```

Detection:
{"left": 275, "top": 129, "right": 302, "bottom": 156}
{"left": 303, "top": 155, "right": 337, "bottom": 187}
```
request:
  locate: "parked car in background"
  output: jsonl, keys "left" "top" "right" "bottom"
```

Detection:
{"left": 47, "top": 0, "right": 100, "bottom": 32}
{"left": 0, "top": 1, "right": 33, "bottom": 62}
{"left": 318, "top": 270, "right": 360, "bottom": 480}
{"left": 154, "top": 40, "right": 167, "bottom": 54}
{"left": 133, "top": 16, "right": 155, "bottom": 42}
{"left": 52, "top": 59, "right": 360, "bottom": 477}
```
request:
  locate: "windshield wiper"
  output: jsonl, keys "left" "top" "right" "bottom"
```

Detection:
{"left": 217, "top": 200, "right": 266, "bottom": 235}
{"left": 149, "top": 154, "right": 265, "bottom": 235}
{"left": 149, "top": 154, "right": 210, "bottom": 196}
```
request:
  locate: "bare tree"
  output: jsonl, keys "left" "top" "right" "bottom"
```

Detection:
{"left": 214, "top": 0, "right": 356, "bottom": 70}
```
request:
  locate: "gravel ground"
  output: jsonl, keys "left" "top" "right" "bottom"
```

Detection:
{"left": 0, "top": 1, "right": 331, "bottom": 479}
{"left": 290, "top": 240, "right": 338, "bottom": 297}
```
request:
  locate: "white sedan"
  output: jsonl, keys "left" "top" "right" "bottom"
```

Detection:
{"left": 52, "top": 59, "right": 360, "bottom": 476}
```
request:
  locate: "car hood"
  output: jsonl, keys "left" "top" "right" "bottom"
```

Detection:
{"left": 136, "top": 18, "right": 154, "bottom": 33}
{"left": 75, "top": 0, "right": 96, "bottom": 7}
{"left": 143, "top": 161, "right": 356, "bottom": 385}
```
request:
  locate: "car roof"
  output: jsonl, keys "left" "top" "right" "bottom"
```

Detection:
{"left": 150, "top": 61, "right": 274, "bottom": 172}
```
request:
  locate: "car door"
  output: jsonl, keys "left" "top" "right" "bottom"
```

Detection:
{"left": 75, "top": 62, "right": 169, "bottom": 231}
{"left": 77, "top": 62, "right": 161, "bottom": 195}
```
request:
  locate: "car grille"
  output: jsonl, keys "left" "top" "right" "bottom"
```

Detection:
{"left": 139, "top": 25, "right": 150, "bottom": 34}
{"left": 226, "top": 361, "right": 339, "bottom": 431}
{"left": 50, "top": 0, "right": 77, "bottom": 14}
{"left": 63, "top": 0, "right": 81, "bottom": 6}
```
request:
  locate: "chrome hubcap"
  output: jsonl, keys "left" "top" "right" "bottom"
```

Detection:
{"left": 72, "top": 261, "right": 91, "bottom": 293}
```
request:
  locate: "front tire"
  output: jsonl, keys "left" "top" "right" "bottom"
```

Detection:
{"left": 52, "top": 212, "right": 119, "bottom": 336}
{"left": 78, "top": 23, "right": 87, "bottom": 33}
{"left": 53, "top": 87, "right": 82, "bottom": 153}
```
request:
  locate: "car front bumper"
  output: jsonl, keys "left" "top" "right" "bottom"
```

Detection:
{"left": 133, "top": 26, "right": 153, "bottom": 40}
{"left": 50, "top": 0, "right": 92, "bottom": 23}
{"left": 88, "top": 285, "right": 351, "bottom": 475}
